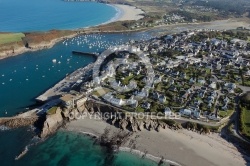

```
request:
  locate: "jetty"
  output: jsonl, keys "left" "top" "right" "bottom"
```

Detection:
{"left": 72, "top": 50, "right": 98, "bottom": 59}
{"left": 15, "top": 146, "right": 28, "bottom": 160}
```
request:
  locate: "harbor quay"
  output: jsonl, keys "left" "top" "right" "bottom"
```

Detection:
{"left": 35, "top": 63, "right": 94, "bottom": 103}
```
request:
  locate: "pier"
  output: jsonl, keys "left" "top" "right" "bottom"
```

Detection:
{"left": 72, "top": 50, "right": 98, "bottom": 59}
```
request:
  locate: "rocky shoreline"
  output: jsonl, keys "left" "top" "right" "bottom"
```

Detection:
{"left": 0, "top": 99, "right": 245, "bottom": 165}
{"left": 0, "top": 32, "right": 77, "bottom": 60}
{"left": 66, "top": 115, "right": 248, "bottom": 166}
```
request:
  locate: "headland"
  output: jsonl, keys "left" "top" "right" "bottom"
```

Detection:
{"left": 1, "top": 28, "right": 250, "bottom": 165}
{"left": 1, "top": 0, "right": 250, "bottom": 165}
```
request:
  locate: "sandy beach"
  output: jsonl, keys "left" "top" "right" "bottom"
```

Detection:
{"left": 66, "top": 117, "right": 248, "bottom": 166}
{"left": 113, "top": 4, "right": 144, "bottom": 21}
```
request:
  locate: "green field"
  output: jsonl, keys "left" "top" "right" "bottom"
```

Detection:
{"left": 218, "top": 109, "right": 234, "bottom": 118}
{"left": 0, "top": 33, "right": 25, "bottom": 44}
{"left": 240, "top": 107, "right": 250, "bottom": 139}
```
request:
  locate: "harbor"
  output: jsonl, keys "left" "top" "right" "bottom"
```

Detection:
{"left": 35, "top": 63, "right": 94, "bottom": 103}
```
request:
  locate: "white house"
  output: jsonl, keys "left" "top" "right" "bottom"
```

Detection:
{"left": 209, "top": 82, "right": 217, "bottom": 89}
{"left": 180, "top": 109, "right": 192, "bottom": 116}
{"left": 164, "top": 107, "right": 172, "bottom": 116}
{"left": 126, "top": 96, "right": 138, "bottom": 108}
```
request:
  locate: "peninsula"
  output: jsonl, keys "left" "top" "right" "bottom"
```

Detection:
{"left": 1, "top": 28, "right": 250, "bottom": 166}
{"left": 1, "top": 0, "right": 250, "bottom": 166}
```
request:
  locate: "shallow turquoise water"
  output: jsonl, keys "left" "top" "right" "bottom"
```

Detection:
{"left": 0, "top": 0, "right": 117, "bottom": 32}
{"left": 17, "top": 131, "right": 165, "bottom": 166}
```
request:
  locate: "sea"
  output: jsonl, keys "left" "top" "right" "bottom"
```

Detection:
{"left": 0, "top": 0, "right": 118, "bottom": 32}
{"left": 0, "top": 0, "right": 170, "bottom": 165}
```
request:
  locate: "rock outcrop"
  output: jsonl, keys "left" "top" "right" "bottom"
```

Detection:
{"left": 119, "top": 118, "right": 129, "bottom": 130}
{"left": 40, "top": 107, "right": 63, "bottom": 138}
{"left": 107, "top": 116, "right": 183, "bottom": 133}
{"left": 0, "top": 117, "right": 38, "bottom": 128}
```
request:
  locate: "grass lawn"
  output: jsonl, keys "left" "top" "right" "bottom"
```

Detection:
{"left": 0, "top": 33, "right": 25, "bottom": 44}
{"left": 122, "top": 75, "right": 134, "bottom": 85}
{"left": 47, "top": 107, "right": 58, "bottom": 115}
{"left": 205, "top": 68, "right": 211, "bottom": 74}
{"left": 136, "top": 106, "right": 145, "bottom": 112}
{"left": 240, "top": 107, "right": 250, "bottom": 138}
{"left": 156, "top": 83, "right": 164, "bottom": 91}
{"left": 218, "top": 109, "right": 234, "bottom": 118}
{"left": 116, "top": 94, "right": 126, "bottom": 99}
{"left": 92, "top": 88, "right": 110, "bottom": 97}
{"left": 243, "top": 80, "right": 250, "bottom": 87}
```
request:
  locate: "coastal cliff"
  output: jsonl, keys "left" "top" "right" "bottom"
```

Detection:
{"left": 0, "top": 30, "right": 76, "bottom": 60}
{"left": 40, "top": 107, "right": 64, "bottom": 138}
{"left": 83, "top": 101, "right": 211, "bottom": 134}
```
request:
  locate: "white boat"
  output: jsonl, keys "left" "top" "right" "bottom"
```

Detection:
{"left": 58, "top": 61, "right": 61, "bottom": 64}
{"left": 52, "top": 59, "right": 57, "bottom": 63}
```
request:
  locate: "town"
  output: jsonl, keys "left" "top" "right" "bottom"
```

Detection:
{"left": 1, "top": 29, "right": 250, "bottom": 165}
{"left": 70, "top": 29, "right": 250, "bottom": 124}
{"left": 3, "top": 28, "right": 250, "bottom": 139}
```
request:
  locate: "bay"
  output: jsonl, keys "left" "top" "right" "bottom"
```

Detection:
{"left": 0, "top": 0, "right": 117, "bottom": 32}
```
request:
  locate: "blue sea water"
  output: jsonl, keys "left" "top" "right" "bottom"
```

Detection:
{"left": 0, "top": 0, "right": 117, "bottom": 32}
{"left": 0, "top": 32, "right": 163, "bottom": 165}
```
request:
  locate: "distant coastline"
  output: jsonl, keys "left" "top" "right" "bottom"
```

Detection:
{"left": 0, "top": 3, "right": 145, "bottom": 60}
